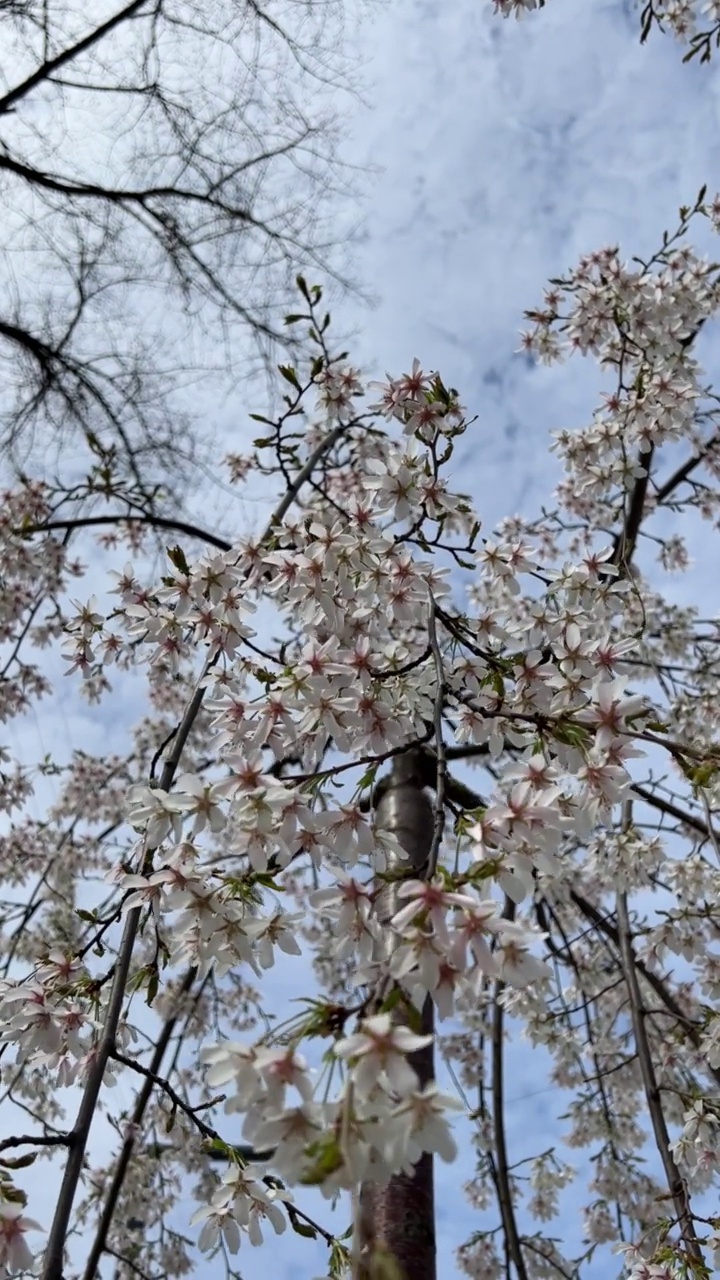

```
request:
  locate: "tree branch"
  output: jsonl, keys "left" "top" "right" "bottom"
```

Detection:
{"left": 39, "top": 415, "right": 351, "bottom": 1277}
{"left": 21, "top": 513, "right": 231, "bottom": 553}
{"left": 0, "top": 0, "right": 153, "bottom": 117}
{"left": 653, "top": 430, "right": 720, "bottom": 505}
{"left": 80, "top": 968, "right": 198, "bottom": 1280}
{"left": 616, "top": 808, "right": 703, "bottom": 1263}
{"left": 568, "top": 887, "right": 720, "bottom": 1089}
{"left": 492, "top": 898, "right": 529, "bottom": 1280}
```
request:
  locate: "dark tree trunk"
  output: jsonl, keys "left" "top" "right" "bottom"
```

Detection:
{"left": 356, "top": 749, "right": 436, "bottom": 1280}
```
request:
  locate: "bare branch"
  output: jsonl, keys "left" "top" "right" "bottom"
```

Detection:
{"left": 492, "top": 898, "right": 530, "bottom": 1280}
{"left": 616, "top": 806, "right": 704, "bottom": 1264}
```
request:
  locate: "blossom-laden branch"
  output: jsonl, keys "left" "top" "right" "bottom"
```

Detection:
{"left": 35, "top": 345, "right": 356, "bottom": 1280}
{"left": 494, "top": 0, "right": 720, "bottom": 67}
{"left": 1, "top": 186, "right": 720, "bottom": 1280}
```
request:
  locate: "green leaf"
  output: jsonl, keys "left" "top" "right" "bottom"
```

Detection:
{"left": 251, "top": 872, "right": 285, "bottom": 890}
{"left": 378, "top": 986, "right": 404, "bottom": 1016}
{"left": 84, "top": 430, "right": 107, "bottom": 457}
{"left": 491, "top": 670, "right": 505, "bottom": 698}
{"left": 299, "top": 1134, "right": 344, "bottom": 1186}
{"left": 290, "top": 1218, "right": 318, "bottom": 1239}
{"left": 167, "top": 544, "right": 190, "bottom": 576}
{"left": 0, "top": 1182, "right": 26, "bottom": 1205}
{"left": 357, "top": 762, "right": 378, "bottom": 792}
{"left": 203, "top": 1137, "right": 231, "bottom": 1158}
{"left": 146, "top": 966, "right": 159, "bottom": 1007}
{"left": 329, "top": 1241, "right": 351, "bottom": 1279}
{"left": 551, "top": 720, "right": 590, "bottom": 749}
{"left": 278, "top": 365, "right": 301, "bottom": 390}
{"left": 688, "top": 763, "right": 720, "bottom": 790}
{"left": 0, "top": 1153, "right": 38, "bottom": 1170}
{"left": 404, "top": 1002, "right": 424, "bottom": 1034}
{"left": 284, "top": 314, "right": 305, "bottom": 325}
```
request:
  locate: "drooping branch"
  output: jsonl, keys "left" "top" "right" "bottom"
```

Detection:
{"left": 39, "top": 417, "right": 350, "bottom": 1277}
{"left": 491, "top": 898, "right": 529, "bottom": 1280}
{"left": 616, "top": 812, "right": 704, "bottom": 1265}
{"left": 568, "top": 888, "right": 720, "bottom": 1090}
{"left": 79, "top": 966, "right": 198, "bottom": 1280}
{"left": 40, "top": 672, "right": 210, "bottom": 1280}
{"left": 0, "top": 0, "right": 366, "bottom": 501}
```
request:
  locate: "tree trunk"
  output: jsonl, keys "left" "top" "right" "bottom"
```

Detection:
{"left": 356, "top": 748, "right": 437, "bottom": 1280}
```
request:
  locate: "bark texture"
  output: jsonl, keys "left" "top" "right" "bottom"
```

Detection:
{"left": 356, "top": 748, "right": 436, "bottom": 1280}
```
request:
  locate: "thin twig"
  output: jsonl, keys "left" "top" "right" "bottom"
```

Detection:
{"left": 41, "top": 418, "right": 349, "bottom": 1279}
{"left": 426, "top": 592, "right": 447, "bottom": 878}
{"left": 569, "top": 887, "right": 720, "bottom": 1089}
{"left": 21, "top": 513, "right": 232, "bottom": 553}
{"left": 616, "top": 801, "right": 704, "bottom": 1265}
{"left": 631, "top": 782, "right": 712, "bottom": 840}
{"left": 40, "top": 668, "right": 208, "bottom": 1280}
{"left": 0, "top": 1134, "right": 71, "bottom": 1153}
{"left": 653, "top": 430, "right": 720, "bottom": 504}
{"left": 111, "top": 1047, "right": 216, "bottom": 1140}
{"left": 492, "top": 898, "right": 529, "bottom": 1280}
{"left": 0, "top": 1, "right": 150, "bottom": 116}
{"left": 80, "top": 967, "right": 198, "bottom": 1280}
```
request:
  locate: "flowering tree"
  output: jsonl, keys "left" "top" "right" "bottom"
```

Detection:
{"left": 495, "top": 0, "right": 720, "bottom": 63}
{"left": 0, "top": 9, "right": 719, "bottom": 1280}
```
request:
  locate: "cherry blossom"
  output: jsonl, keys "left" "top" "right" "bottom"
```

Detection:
{"left": 0, "top": 1201, "right": 43, "bottom": 1275}
{"left": 0, "top": 100, "right": 718, "bottom": 1280}
{"left": 334, "top": 1014, "right": 433, "bottom": 1099}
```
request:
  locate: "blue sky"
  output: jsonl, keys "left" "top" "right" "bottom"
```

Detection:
{"left": 3, "top": 0, "right": 720, "bottom": 1277}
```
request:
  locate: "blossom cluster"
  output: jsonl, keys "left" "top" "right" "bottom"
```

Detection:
{"left": 493, "top": 0, "right": 720, "bottom": 55}
{"left": 0, "top": 334, "right": 664, "bottom": 1272}
{"left": 0, "top": 174, "right": 719, "bottom": 1280}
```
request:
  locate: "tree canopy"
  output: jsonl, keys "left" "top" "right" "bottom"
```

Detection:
{"left": 0, "top": 5, "right": 719, "bottom": 1280}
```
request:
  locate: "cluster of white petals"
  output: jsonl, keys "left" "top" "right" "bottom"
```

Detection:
{"left": 494, "top": 0, "right": 720, "bottom": 58}
{"left": 0, "top": 57, "right": 718, "bottom": 1280}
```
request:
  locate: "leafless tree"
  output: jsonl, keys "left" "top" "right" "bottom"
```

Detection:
{"left": 0, "top": 0, "right": 374, "bottom": 504}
